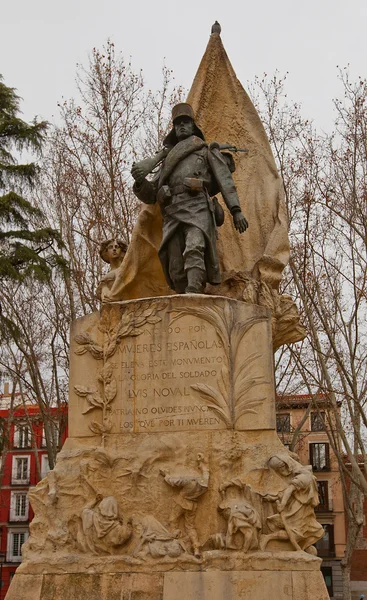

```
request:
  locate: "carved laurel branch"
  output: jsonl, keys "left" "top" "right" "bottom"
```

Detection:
{"left": 74, "top": 300, "right": 168, "bottom": 361}
{"left": 170, "top": 304, "right": 268, "bottom": 428}
{"left": 74, "top": 363, "right": 116, "bottom": 436}
{"left": 73, "top": 301, "right": 167, "bottom": 438}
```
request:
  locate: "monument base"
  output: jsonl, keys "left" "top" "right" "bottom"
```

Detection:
{"left": 7, "top": 552, "right": 329, "bottom": 600}
{"left": 5, "top": 297, "right": 328, "bottom": 600}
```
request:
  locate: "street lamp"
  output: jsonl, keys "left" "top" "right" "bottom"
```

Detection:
{"left": 0, "top": 552, "right": 6, "bottom": 600}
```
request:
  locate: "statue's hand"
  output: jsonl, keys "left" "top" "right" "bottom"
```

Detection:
{"left": 233, "top": 211, "right": 248, "bottom": 234}
{"left": 131, "top": 162, "right": 147, "bottom": 186}
{"left": 132, "top": 153, "right": 165, "bottom": 185}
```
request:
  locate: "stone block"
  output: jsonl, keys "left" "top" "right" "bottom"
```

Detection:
{"left": 69, "top": 296, "right": 276, "bottom": 439}
{"left": 163, "top": 570, "right": 329, "bottom": 599}
{"left": 5, "top": 574, "right": 43, "bottom": 600}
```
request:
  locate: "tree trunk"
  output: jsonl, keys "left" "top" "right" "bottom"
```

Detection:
{"left": 341, "top": 561, "right": 351, "bottom": 600}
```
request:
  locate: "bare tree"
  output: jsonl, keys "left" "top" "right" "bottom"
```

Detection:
{"left": 0, "top": 278, "right": 68, "bottom": 468}
{"left": 0, "top": 41, "right": 183, "bottom": 475}
{"left": 251, "top": 70, "right": 367, "bottom": 599}
{"left": 39, "top": 42, "right": 183, "bottom": 317}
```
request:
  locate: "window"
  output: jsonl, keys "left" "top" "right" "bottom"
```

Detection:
{"left": 276, "top": 413, "right": 290, "bottom": 433}
{"left": 11, "top": 456, "right": 30, "bottom": 484}
{"left": 10, "top": 492, "right": 29, "bottom": 521}
{"left": 311, "top": 411, "right": 325, "bottom": 432}
{"left": 41, "top": 455, "right": 50, "bottom": 480}
{"left": 7, "top": 529, "right": 28, "bottom": 562}
{"left": 321, "top": 566, "right": 333, "bottom": 597}
{"left": 316, "top": 524, "right": 335, "bottom": 557}
{"left": 13, "top": 424, "right": 31, "bottom": 449}
{"left": 309, "top": 443, "right": 330, "bottom": 471}
{"left": 316, "top": 481, "right": 329, "bottom": 511}
{"left": 41, "top": 426, "right": 47, "bottom": 448}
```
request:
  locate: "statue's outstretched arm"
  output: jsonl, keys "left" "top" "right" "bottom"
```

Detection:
{"left": 131, "top": 148, "right": 168, "bottom": 205}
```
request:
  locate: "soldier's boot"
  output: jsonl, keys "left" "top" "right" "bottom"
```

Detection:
{"left": 185, "top": 267, "right": 205, "bottom": 294}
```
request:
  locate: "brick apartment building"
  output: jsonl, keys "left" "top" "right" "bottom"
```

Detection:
{"left": 276, "top": 394, "right": 347, "bottom": 599}
{"left": 0, "top": 384, "right": 67, "bottom": 599}
{"left": 348, "top": 461, "right": 367, "bottom": 600}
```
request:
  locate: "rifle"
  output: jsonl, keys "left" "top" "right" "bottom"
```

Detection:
{"left": 214, "top": 143, "right": 249, "bottom": 154}
{"left": 132, "top": 143, "right": 248, "bottom": 182}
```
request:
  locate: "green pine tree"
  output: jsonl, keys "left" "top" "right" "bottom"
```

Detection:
{"left": 0, "top": 75, "right": 65, "bottom": 281}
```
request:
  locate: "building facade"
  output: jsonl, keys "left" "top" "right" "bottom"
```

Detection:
{"left": 276, "top": 394, "right": 347, "bottom": 600}
{"left": 349, "top": 464, "right": 367, "bottom": 600}
{"left": 0, "top": 383, "right": 67, "bottom": 599}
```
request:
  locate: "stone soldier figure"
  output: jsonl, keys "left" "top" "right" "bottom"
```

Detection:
{"left": 131, "top": 103, "right": 248, "bottom": 294}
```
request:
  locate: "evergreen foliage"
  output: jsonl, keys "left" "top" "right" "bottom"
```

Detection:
{"left": 0, "top": 75, "right": 65, "bottom": 282}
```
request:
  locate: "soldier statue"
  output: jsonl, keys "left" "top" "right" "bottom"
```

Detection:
{"left": 131, "top": 103, "right": 248, "bottom": 294}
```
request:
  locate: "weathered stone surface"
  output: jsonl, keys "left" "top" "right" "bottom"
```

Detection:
{"left": 163, "top": 570, "right": 330, "bottom": 600}
{"left": 7, "top": 566, "right": 329, "bottom": 600}
{"left": 70, "top": 296, "right": 276, "bottom": 438}
{"left": 291, "top": 571, "right": 331, "bottom": 600}
{"left": 8, "top": 572, "right": 163, "bottom": 600}
{"left": 20, "top": 426, "right": 324, "bottom": 571}
{"left": 5, "top": 574, "right": 43, "bottom": 600}
{"left": 16, "top": 550, "right": 325, "bottom": 576}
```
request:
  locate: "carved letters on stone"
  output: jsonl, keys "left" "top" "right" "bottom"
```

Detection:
{"left": 72, "top": 297, "right": 274, "bottom": 438}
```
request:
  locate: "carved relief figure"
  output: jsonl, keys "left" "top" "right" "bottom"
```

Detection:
{"left": 224, "top": 501, "right": 261, "bottom": 552}
{"left": 131, "top": 103, "right": 248, "bottom": 294}
{"left": 134, "top": 515, "right": 185, "bottom": 559}
{"left": 260, "top": 454, "right": 324, "bottom": 553}
{"left": 160, "top": 453, "right": 209, "bottom": 557}
{"left": 77, "top": 494, "right": 132, "bottom": 555}
{"left": 218, "top": 480, "right": 261, "bottom": 552}
{"left": 96, "top": 238, "right": 128, "bottom": 301}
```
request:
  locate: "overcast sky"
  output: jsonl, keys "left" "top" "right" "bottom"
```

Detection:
{"left": 1, "top": 0, "right": 366, "bottom": 132}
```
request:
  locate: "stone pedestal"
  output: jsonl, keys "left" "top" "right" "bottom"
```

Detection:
{"left": 6, "top": 297, "right": 328, "bottom": 600}
{"left": 6, "top": 556, "right": 328, "bottom": 600}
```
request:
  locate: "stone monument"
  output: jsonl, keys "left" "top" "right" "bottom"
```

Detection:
{"left": 6, "top": 24, "right": 328, "bottom": 600}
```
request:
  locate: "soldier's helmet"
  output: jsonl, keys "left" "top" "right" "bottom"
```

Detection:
{"left": 163, "top": 103, "right": 205, "bottom": 147}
